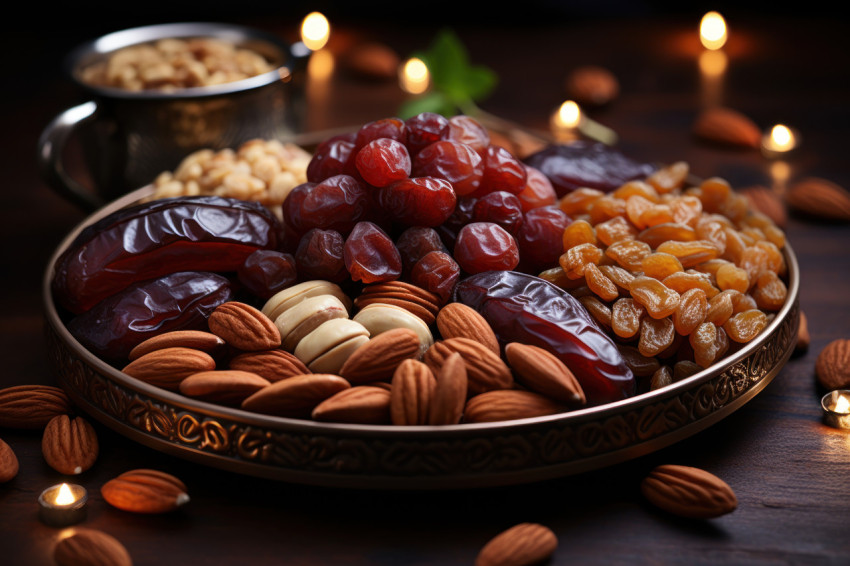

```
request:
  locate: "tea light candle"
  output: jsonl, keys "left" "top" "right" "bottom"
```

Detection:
{"left": 550, "top": 101, "right": 617, "bottom": 145}
{"left": 399, "top": 57, "right": 430, "bottom": 94}
{"left": 821, "top": 390, "right": 850, "bottom": 430}
{"left": 762, "top": 124, "right": 799, "bottom": 158}
{"left": 301, "top": 12, "right": 330, "bottom": 51}
{"left": 38, "top": 483, "right": 88, "bottom": 527}
{"left": 700, "top": 11, "right": 728, "bottom": 50}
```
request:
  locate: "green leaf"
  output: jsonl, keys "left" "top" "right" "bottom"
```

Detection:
{"left": 401, "top": 29, "right": 498, "bottom": 118}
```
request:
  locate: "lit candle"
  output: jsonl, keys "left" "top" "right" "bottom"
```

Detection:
{"left": 301, "top": 12, "right": 330, "bottom": 51}
{"left": 762, "top": 124, "right": 798, "bottom": 158}
{"left": 700, "top": 11, "right": 728, "bottom": 50}
{"left": 38, "top": 483, "right": 88, "bottom": 527}
{"left": 550, "top": 100, "right": 617, "bottom": 145}
{"left": 822, "top": 390, "right": 850, "bottom": 430}
{"left": 399, "top": 57, "right": 430, "bottom": 94}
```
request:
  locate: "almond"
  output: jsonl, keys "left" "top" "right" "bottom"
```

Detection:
{"left": 475, "top": 522, "right": 558, "bottom": 566}
{"left": 464, "top": 390, "right": 566, "bottom": 423}
{"left": 504, "top": 342, "right": 586, "bottom": 405}
{"left": 794, "top": 310, "right": 810, "bottom": 354}
{"left": 0, "top": 437, "right": 19, "bottom": 482}
{"left": 127, "top": 330, "right": 225, "bottom": 361}
{"left": 427, "top": 352, "right": 468, "bottom": 425}
{"left": 390, "top": 359, "right": 436, "bottom": 426}
{"left": 179, "top": 370, "right": 270, "bottom": 405}
{"left": 311, "top": 386, "right": 392, "bottom": 424}
{"left": 692, "top": 106, "right": 761, "bottom": 149}
{"left": 435, "top": 303, "right": 500, "bottom": 355}
{"left": 101, "top": 468, "right": 189, "bottom": 513}
{"left": 208, "top": 301, "right": 281, "bottom": 351}
{"left": 54, "top": 528, "right": 132, "bottom": 566}
{"left": 338, "top": 327, "right": 421, "bottom": 384}
{"left": 641, "top": 464, "right": 737, "bottom": 519}
{"left": 122, "top": 347, "right": 216, "bottom": 391}
{"left": 739, "top": 185, "right": 787, "bottom": 228}
{"left": 342, "top": 41, "right": 400, "bottom": 80}
{"left": 356, "top": 281, "right": 442, "bottom": 325}
{"left": 815, "top": 338, "right": 850, "bottom": 390}
{"left": 228, "top": 349, "right": 311, "bottom": 382}
{"left": 42, "top": 414, "right": 98, "bottom": 475}
{"left": 424, "top": 338, "right": 513, "bottom": 396}
{"left": 241, "top": 374, "right": 351, "bottom": 418}
{"left": 0, "top": 384, "right": 72, "bottom": 429}
{"left": 565, "top": 64, "right": 619, "bottom": 106}
{"left": 786, "top": 177, "right": 850, "bottom": 222}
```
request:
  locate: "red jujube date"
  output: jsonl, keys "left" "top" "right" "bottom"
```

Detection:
{"left": 454, "top": 270, "right": 635, "bottom": 405}
{"left": 66, "top": 271, "right": 233, "bottom": 362}
{"left": 52, "top": 196, "right": 280, "bottom": 314}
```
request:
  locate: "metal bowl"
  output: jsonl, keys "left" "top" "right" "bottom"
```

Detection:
{"left": 43, "top": 186, "right": 801, "bottom": 489}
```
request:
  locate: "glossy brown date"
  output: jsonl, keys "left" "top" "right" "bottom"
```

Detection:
{"left": 52, "top": 196, "right": 281, "bottom": 314}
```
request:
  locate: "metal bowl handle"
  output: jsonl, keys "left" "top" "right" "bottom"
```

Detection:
{"left": 37, "top": 101, "right": 103, "bottom": 211}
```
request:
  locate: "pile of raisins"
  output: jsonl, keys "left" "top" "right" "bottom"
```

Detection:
{"left": 266, "top": 112, "right": 567, "bottom": 304}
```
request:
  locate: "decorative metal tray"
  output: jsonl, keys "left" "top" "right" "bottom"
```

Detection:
{"left": 43, "top": 186, "right": 800, "bottom": 489}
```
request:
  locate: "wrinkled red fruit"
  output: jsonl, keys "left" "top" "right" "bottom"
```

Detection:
{"left": 516, "top": 165, "right": 557, "bottom": 212}
{"left": 405, "top": 112, "right": 450, "bottom": 155}
{"left": 516, "top": 206, "right": 572, "bottom": 273}
{"left": 447, "top": 115, "right": 491, "bottom": 155}
{"left": 435, "top": 196, "right": 477, "bottom": 250}
{"left": 343, "top": 222, "right": 402, "bottom": 283}
{"left": 237, "top": 250, "right": 298, "bottom": 299}
{"left": 410, "top": 250, "right": 460, "bottom": 305}
{"left": 472, "top": 191, "right": 524, "bottom": 235}
{"left": 412, "top": 140, "right": 483, "bottom": 196}
{"left": 396, "top": 226, "right": 447, "bottom": 274}
{"left": 354, "top": 117, "right": 408, "bottom": 152}
{"left": 295, "top": 228, "right": 347, "bottom": 283}
{"left": 473, "top": 144, "right": 528, "bottom": 197}
{"left": 306, "top": 134, "right": 356, "bottom": 183}
{"left": 282, "top": 175, "right": 374, "bottom": 238}
{"left": 355, "top": 138, "right": 411, "bottom": 188}
{"left": 453, "top": 222, "right": 520, "bottom": 274}
{"left": 376, "top": 177, "right": 457, "bottom": 227}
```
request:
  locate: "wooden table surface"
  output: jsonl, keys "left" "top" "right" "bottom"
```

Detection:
{"left": 2, "top": 9, "right": 850, "bottom": 565}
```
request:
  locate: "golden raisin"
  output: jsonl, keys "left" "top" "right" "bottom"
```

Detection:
{"left": 562, "top": 219, "right": 597, "bottom": 250}
{"left": 673, "top": 360, "right": 702, "bottom": 381}
{"left": 628, "top": 275, "right": 681, "bottom": 319}
{"left": 699, "top": 177, "right": 732, "bottom": 212}
{"left": 673, "top": 288, "right": 708, "bottom": 336}
{"left": 613, "top": 180, "right": 660, "bottom": 202}
{"left": 753, "top": 271, "right": 787, "bottom": 311}
{"left": 584, "top": 263, "right": 620, "bottom": 302}
{"left": 655, "top": 240, "right": 721, "bottom": 268}
{"left": 625, "top": 195, "right": 656, "bottom": 229}
{"left": 618, "top": 344, "right": 662, "bottom": 377}
{"left": 595, "top": 216, "right": 638, "bottom": 246}
{"left": 639, "top": 203, "right": 676, "bottom": 227}
{"left": 639, "top": 316, "right": 676, "bottom": 357}
{"left": 560, "top": 243, "right": 603, "bottom": 279}
{"left": 715, "top": 263, "right": 750, "bottom": 293}
{"left": 587, "top": 195, "right": 627, "bottom": 224}
{"left": 689, "top": 322, "right": 718, "bottom": 368}
{"left": 559, "top": 187, "right": 604, "bottom": 216}
{"left": 641, "top": 252, "right": 684, "bottom": 280}
{"left": 647, "top": 161, "right": 689, "bottom": 194}
{"left": 598, "top": 264, "right": 635, "bottom": 292}
{"left": 723, "top": 309, "right": 768, "bottom": 343}
{"left": 578, "top": 295, "right": 613, "bottom": 330}
{"left": 669, "top": 195, "right": 703, "bottom": 227}
{"left": 662, "top": 271, "right": 719, "bottom": 298}
{"left": 605, "top": 239, "right": 652, "bottom": 271}
{"left": 611, "top": 297, "right": 645, "bottom": 339}
{"left": 637, "top": 223, "right": 697, "bottom": 248}
{"left": 650, "top": 365, "right": 674, "bottom": 390}
{"left": 705, "top": 290, "right": 735, "bottom": 326}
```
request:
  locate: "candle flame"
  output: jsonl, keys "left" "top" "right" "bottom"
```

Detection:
{"left": 399, "top": 57, "right": 430, "bottom": 94}
{"left": 301, "top": 12, "right": 330, "bottom": 51}
{"left": 55, "top": 483, "right": 75, "bottom": 505}
{"left": 556, "top": 101, "right": 582, "bottom": 129}
{"left": 769, "top": 124, "right": 795, "bottom": 151}
{"left": 834, "top": 394, "right": 850, "bottom": 414}
{"left": 700, "top": 12, "right": 728, "bottom": 50}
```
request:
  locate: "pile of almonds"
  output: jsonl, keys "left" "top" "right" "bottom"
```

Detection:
{"left": 121, "top": 278, "right": 587, "bottom": 425}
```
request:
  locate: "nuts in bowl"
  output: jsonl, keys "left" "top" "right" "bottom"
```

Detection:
{"left": 44, "top": 111, "right": 799, "bottom": 486}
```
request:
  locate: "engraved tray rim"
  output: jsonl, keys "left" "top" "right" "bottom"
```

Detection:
{"left": 43, "top": 185, "right": 801, "bottom": 489}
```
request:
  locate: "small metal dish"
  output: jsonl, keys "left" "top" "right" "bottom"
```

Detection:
{"left": 43, "top": 186, "right": 801, "bottom": 489}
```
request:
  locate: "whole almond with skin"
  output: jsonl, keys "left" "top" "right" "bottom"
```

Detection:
{"left": 739, "top": 185, "right": 787, "bottom": 228}
{"left": 101, "top": 468, "right": 189, "bottom": 514}
{"left": 436, "top": 303, "right": 500, "bottom": 355}
{"left": 54, "top": 528, "right": 133, "bottom": 566}
{"left": 42, "top": 414, "right": 98, "bottom": 475}
{"left": 641, "top": 464, "right": 737, "bottom": 519}
{"left": 0, "top": 384, "right": 72, "bottom": 429}
{"left": 692, "top": 106, "right": 761, "bottom": 149}
{"left": 464, "top": 390, "right": 566, "bottom": 423}
{"left": 179, "top": 370, "right": 270, "bottom": 405}
{"left": 815, "top": 339, "right": 850, "bottom": 390}
{"left": 475, "top": 522, "right": 558, "bottom": 566}
{"left": 338, "top": 327, "right": 421, "bottom": 384}
{"left": 504, "top": 342, "right": 586, "bottom": 405}
{"left": 390, "top": 359, "right": 436, "bottom": 426}
{"left": 0, "top": 437, "right": 19, "bottom": 482}
{"left": 342, "top": 41, "right": 400, "bottom": 80}
{"left": 424, "top": 338, "right": 513, "bottom": 396}
{"left": 127, "top": 330, "right": 225, "bottom": 361}
{"left": 786, "top": 177, "right": 850, "bottom": 222}
{"left": 228, "top": 349, "right": 311, "bottom": 382}
{"left": 208, "top": 301, "right": 281, "bottom": 351}
{"left": 241, "top": 374, "right": 351, "bottom": 418}
{"left": 122, "top": 347, "right": 216, "bottom": 391}
{"left": 312, "top": 386, "right": 392, "bottom": 424}
{"left": 428, "top": 352, "right": 468, "bottom": 425}
{"left": 565, "top": 64, "right": 619, "bottom": 106}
